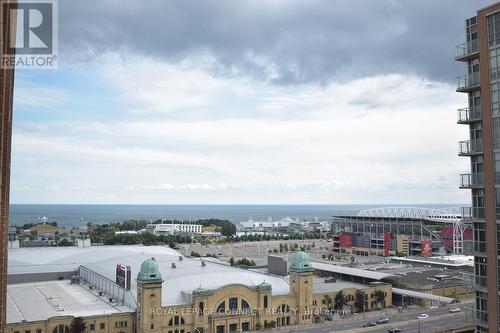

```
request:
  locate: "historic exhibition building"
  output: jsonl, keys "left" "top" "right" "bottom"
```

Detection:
{"left": 5, "top": 246, "right": 392, "bottom": 333}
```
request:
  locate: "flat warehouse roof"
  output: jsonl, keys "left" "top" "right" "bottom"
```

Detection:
{"left": 311, "top": 262, "right": 396, "bottom": 280}
{"left": 6, "top": 280, "right": 132, "bottom": 324}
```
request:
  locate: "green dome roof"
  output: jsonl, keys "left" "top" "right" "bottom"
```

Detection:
{"left": 290, "top": 251, "right": 313, "bottom": 272}
{"left": 137, "top": 257, "right": 162, "bottom": 283}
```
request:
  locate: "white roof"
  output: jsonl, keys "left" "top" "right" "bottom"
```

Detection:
{"left": 8, "top": 245, "right": 291, "bottom": 307}
{"left": 311, "top": 262, "right": 396, "bottom": 280}
{"left": 392, "top": 288, "right": 455, "bottom": 303}
{"left": 7, "top": 280, "right": 131, "bottom": 324}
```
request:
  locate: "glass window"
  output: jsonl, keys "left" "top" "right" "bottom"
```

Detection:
{"left": 229, "top": 297, "right": 238, "bottom": 311}
{"left": 217, "top": 301, "right": 225, "bottom": 313}
{"left": 488, "top": 13, "right": 500, "bottom": 47}
{"left": 199, "top": 301, "right": 204, "bottom": 314}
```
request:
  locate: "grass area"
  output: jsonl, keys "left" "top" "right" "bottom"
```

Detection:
{"left": 29, "top": 224, "right": 64, "bottom": 233}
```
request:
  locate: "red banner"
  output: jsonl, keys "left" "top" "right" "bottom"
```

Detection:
{"left": 383, "top": 232, "right": 392, "bottom": 256}
{"left": 421, "top": 240, "right": 432, "bottom": 257}
{"left": 339, "top": 235, "right": 352, "bottom": 248}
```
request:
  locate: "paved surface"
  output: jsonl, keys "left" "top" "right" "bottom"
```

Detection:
{"left": 178, "top": 240, "right": 334, "bottom": 265}
{"left": 252, "top": 305, "right": 470, "bottom": 333}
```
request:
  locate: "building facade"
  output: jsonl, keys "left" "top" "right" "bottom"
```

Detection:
{"left": 148, "top": 224, "right": 203, "bottom": 236}
{"left": 0, "top": 0, "right": 17, "bottom": 331}
{"left": 456, "top": 3, "right": 500, "bottom": 331}
{"left": 6, "top": 250, "right": 392, "bottom": 333}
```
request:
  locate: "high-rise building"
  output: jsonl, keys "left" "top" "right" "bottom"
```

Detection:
{"left": 0, "top": 0, "right": 16, "bottom": 331}
{"left": 456, "top": 2, "right": 500, "bottom": 332}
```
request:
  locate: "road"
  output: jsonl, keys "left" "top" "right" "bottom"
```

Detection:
{"left": 257, "top": 306, "right": 469, "bottom": 333}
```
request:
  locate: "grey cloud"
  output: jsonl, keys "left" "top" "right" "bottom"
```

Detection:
{"left": 59, "top": 0, "right": 487, "bottom": 85}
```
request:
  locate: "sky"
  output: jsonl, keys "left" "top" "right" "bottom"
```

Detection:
{"left": 11, "top": 0, "right": 489, "bottom": 204}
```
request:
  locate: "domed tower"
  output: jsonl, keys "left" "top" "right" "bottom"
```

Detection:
{"left": 137, "top": 257, "right": 163, "bottom": 333}
{"left": 289, "top": 251, "right": 314, "bottom": 325}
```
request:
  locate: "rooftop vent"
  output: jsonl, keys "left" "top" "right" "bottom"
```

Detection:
{"left": 179, "top": 256, "right": 183, "bottom": 261}
{"left": 201, "top": 261, "right": 206, "bottom": 267}
{"left": 172, "top": 263, "right": 176, "bottom": 269}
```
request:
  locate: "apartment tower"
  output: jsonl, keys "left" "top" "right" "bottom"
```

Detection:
{"left": 0, "top": 0, "right": 16, "bottom": 331}
{"left": 456, "top": 2, "right": 500, "bottom": 332}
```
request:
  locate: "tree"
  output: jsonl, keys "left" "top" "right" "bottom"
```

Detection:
{"left": 234, "top": 258, "right": 256, "bottom": 267}
{"left": 334, "top": 290, "right": 346, "bottom": 310}
{"left": 354, "top": 290, "right": 366, "bottom": 313}
{"left": 191, "top": 251, "right": 201, "bottom": 257}
{"left": 322, "top": 294, "right": 333, "bottom": 310}
{"left": 58, "top": 239, "right": 74, "bottom": 247}
{"left": 70, "top": 317, "right": 86, "bottom": 333}
{"left": 374, "top": 289, "right": 386, "bottom": 309}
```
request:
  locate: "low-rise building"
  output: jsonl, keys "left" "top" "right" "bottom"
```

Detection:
{"left": 147, "top": 223, "right": 203, "bottom": 235}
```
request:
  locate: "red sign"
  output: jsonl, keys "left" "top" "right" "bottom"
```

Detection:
{"left": 339, "top": 235, "right": 352, "bottom": 248}
{"left": 384, "top": 232, "right": 392, "bottom": 256}
{"left": 421, "top": 240, "right": 432, "bottom": 257}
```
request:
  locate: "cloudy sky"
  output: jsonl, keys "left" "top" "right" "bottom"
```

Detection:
{"left": 11, "top": 0, "right": 488, "bottom": 204}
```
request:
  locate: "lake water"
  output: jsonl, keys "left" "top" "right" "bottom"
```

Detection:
{"left": 8, "top": 204, "right": 463, "bottom": 228}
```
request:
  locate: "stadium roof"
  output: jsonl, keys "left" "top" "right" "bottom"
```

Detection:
{"left": 311, "top": 262, "right": 396, "bottom": 280}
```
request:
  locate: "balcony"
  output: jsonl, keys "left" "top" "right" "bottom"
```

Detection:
{"left": 459, "top": 172, "right": 484, "bottom": 188}
{"left": 455, "top": 40, "right": 479, "bottom": 61}
{"left": 457, "top": 106, "right": 481, "bottom": 124}
{"left": 456, "top": 72, "right": 480, "bottom": 92}
{"left": 458, "top": 139, "right": 483, "bottom": 156}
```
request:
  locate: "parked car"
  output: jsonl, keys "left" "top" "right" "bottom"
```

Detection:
{"left": 387, "top": 329, "right": 401, "bottom": 333}
{"left": 363, "top": 321, "right": 377, "bottom": 327}
{"left": 377, "top": 317, "right": 389, "bottom": 324}
{"left": 417, "top": 314, "right": 429, "bottom": 320}
{"left": 449, "top": 307, "right": 461, "bottom": 313}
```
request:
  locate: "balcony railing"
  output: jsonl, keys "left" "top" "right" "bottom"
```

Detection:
{"left": 457, "top": 72, "right": 480, "bottom": 91}
{"left": 460, "top": 207, "right": 472, "bottom": 221}
{"left": 457, "top": 106, "right": 481, "bottom": 123}
{"left": 462, "top": 273, "right": 487, "bottom": 290}
{"left": 458, "top": 139, "right": 483, "bottom": 155}
{"left": 460, "top": 206, "right": 485, "bottom": 220}
{"left": 464, "top": 307, "right": 488, "bottom": 326}
{"left": 473, "top": 241, "right": 486, "bottom": 255}
{"left": 456, "top": 40, "right": 479, "bottom": 59}
{"left": 459, "top": 172, "right": 484, "bottom": 188}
